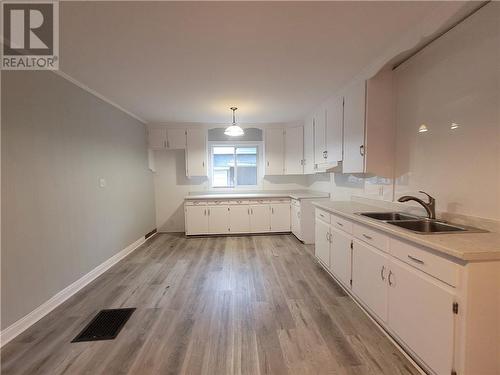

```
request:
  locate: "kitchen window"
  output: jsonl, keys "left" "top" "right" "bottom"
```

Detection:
{"left": 210, "top": 145, "right": 259, "bottom": 188}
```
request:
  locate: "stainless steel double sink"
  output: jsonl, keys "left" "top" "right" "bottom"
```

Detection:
{"left": 356, "top": 212, "right": 486, "bottom": 234}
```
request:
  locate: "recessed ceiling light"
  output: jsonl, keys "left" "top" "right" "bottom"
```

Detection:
{"left": 418, "top": 124, "right": 428, "bottom": 133}
{"left": 450, "top": 122, "right": 460, "bottom": 130}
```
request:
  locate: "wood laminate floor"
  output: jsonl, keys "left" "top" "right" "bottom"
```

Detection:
{"left": 1, "top": 234, "right": 420, "bottom": 375}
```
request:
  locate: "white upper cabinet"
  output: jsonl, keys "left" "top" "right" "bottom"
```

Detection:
{"left": 313, "top": 107, "right": 327, "bottom": 168}
{"left": 284, "top": 126, "right": 304, "bottom": 175}
{"left": 303, "top": 117, "right": 315, "bottom": 174}
{"left": 342, "top": 70, "right": 395, "bottom": 176}
{"left": 148, "top": 128, "right": 186, "bottom": 150}
{"left": 167, "top": 128, "right": 186, "bottom": 150}
{"left": 265, "top": 128, "right": 285, "bottom": 175}
{"left": 148, "top": 128, "right": 167, "bottom": 150}
{"left": 325, "top": 96, "right": 343, "bottom": 165}
{"left": 342, "top": 80, "right": 366, "bottom": 174}
{"left": 186, "top": 128, "right": 207, "bottom": 177}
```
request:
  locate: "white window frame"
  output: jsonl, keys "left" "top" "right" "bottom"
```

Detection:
{"left": 208, "top": 141, "right": 263, "bottom": 190}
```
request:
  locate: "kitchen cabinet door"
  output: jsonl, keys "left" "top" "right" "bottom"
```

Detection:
{"left": 249, "top": 205, "right": 270, "bottom": 233}
{"left": 303, "top": 118, "right": 315, "bottom": 174}
{"left": 326, "top": 96, "right": 343, "bottom": 164}
{"left": 343, "top": 80, "right": 366, "bottom": 173}
{"left": 313, "top": 107, "right": 327, "bottom": 167}
{"left": 284, "top": 126, "right": 304, "bottom": 175}
{"left": 265, "top": 128, "right": 285, "bottom": 175}
{"left": 229, "top": 205, "right": 250, "bottom": 233}
{"left": 270, "top": 204, "right": 290, "bottom": 232}
{"left": 291, "top": 204, "right": 301, "bottom": 239}
{"left": 185, "top": 205, "right": 209, "bottom": 235}
{"left": 186, "top": 128, "right": 207, "bottom": 177}
{"left": 167, "top": 128, "right": 186, "bottom": 149}
{"left": 329, "top": 227, "right": 352, "bottom": 287}
{"left": 314, "top": 219, "right": 330, "bottom": 267}
{"left": 208, "top": 206, "right": 230, "bottom": 234}
{"left": 352, "top": 240, "right": 389, "bottom": 322}
{"left": 388, "top": 258, "right": 455, "bottom": 375}
{"left": 148, "top": 128, "right": 167, "bottom": 150}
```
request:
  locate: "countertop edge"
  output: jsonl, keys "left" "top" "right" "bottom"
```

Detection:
{"left": 311, "top": 201, "right": 500, "bottom": 262}
{"left": 184, "top": 191, "right": 330, "bottom": 200}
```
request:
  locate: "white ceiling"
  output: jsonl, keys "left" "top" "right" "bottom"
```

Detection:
{"left": 59, "top": 1, "right": 472, "bottom": 124}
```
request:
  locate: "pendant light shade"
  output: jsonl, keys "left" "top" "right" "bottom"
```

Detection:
{"left": 224, "top": 107, "right": 244, "bottom": 136}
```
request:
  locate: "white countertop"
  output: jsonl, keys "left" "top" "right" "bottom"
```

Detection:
{"left": 312, "top": 200, "right": 500, "bottom": 262}
{"left": 185, "top": 190, "right": 330, "bottom": 200}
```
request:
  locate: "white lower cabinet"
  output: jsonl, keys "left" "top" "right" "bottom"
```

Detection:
{"left": 291, "top": 203, "right": 301, "bottom": 239}
{"left": 352, "top": 239, "right": 389, "bottom": 322}
{"left": 208, "top": 206, "right": 230, "bottom": 234}
{"left": 270, "top": 203, "right": 290, "bottom": 232}
{"left": 314, "top": 219, "right": 330, "bottom": 267}
{"left": 314, "top": 210, "right": 468, "bottom": 375}
{"left": 185, "top": 205, "right": 209, "bottom": 235}
{"left": 249, "top": 204, "right": 271, "bottom": 233}
{"left": 186, "top": 198, "right": 292, "bottom": 235}
{"left": 388, "top": 258, "right": 455, "bottom": 375}
{"left": 228, "top": 205, "right": 250, "bottom": 233}
{"left": 329, "top": 227, "right": 353, "bottom": 288}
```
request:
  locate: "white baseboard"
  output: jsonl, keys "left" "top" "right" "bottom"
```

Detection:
{"left": 0, "top": 234, "right": 155, "bottom": 348}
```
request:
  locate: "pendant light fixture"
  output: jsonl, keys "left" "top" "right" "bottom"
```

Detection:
{"left": 224, "top": 107, "right": 244, "bottom": 137}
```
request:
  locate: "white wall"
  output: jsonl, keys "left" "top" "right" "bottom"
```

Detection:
{"left": 1, "top": 71, "right": 156, "bottom": 329}
{"left": 393, "top": 2, "right": 500, "bottom": 221}
{"left": 152, "top": 122, "right": 316, "bottom": 232}
{"left": 325, "top": 3, "right": 499, "bottom": 227}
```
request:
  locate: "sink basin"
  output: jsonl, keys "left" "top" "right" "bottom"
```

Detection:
{"left": 386, "top": 220, "right": 467, "bottom": 234}
{"left": 358, "top": 212, "right": 419, "bottom": 221}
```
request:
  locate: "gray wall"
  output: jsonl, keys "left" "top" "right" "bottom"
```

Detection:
{"left": 1, "top": 71, "right": 156, "bottom": 329}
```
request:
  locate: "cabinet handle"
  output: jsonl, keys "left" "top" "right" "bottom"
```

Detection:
{"left": 362, "top": 234, "right": 373, "bottom": 240}
{"left": 359, "top": 145, "right": 365, "bottom": 156}
{"left": 208, "top": 209, "right": 210, "bottom": 216}
{"left": 388, "top": 270, "right": 394, "bottom": 286}
{"left": 202, "top": 161, "right": 205, "bottom": 167}
{"left": 272, "top": 207, "right": 274, "bottom": 214}
{"left": 204, "top": 209, "right": 207, "bottom": 216}
{"left": 228, "top": 207, "right": 230, "bottom": 211}
{"left": 247, "top": 208, "right": 250, "bottom": 215}
{"left": 164, "top": 140, "right": 167, "bottom": 148}
{"left": 325, "top": 232, "right": 329, "bottom": 242}
{"left": 407, "top": 255, "right": 425, "bottom": 265}
{"left": 380, "top": 266, "right": 386, "bottom": 281}
{"left": 166, "top": 140, "right": 170, "bottom": 148}
{"left": 336, "top": 222, "right": 343, "bottom": 227}
{"left": 267, "top": 161, "right": 270, "bottom": 167}
{"left": 251, "top": 208, "right": 253, "bottom": 215}
{"left": 323, "top": 150, "right": 328, "bottom": 159}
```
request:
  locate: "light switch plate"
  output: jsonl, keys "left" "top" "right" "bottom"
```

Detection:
{"left": 99, "top": 178, "right": 106, "bottom": 188}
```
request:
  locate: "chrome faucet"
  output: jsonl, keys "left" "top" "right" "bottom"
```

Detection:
{"left": 398, "top": 191, "right": 436, "bottom": 220}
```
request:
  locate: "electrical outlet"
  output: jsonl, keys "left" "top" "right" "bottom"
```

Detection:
{"left": 99, "top": 178, "right": 106, "bottom": 188}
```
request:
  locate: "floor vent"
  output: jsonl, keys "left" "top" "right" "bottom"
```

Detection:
{"left": 71, "top": 308, "right": 136, "bottom": 342}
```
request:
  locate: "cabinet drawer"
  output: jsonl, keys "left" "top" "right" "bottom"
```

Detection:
{"left": 353, "top": 223, "right": 388, "bottom": 252}
{"left": 390, "top": 238, "right": 459, "bottom": 287}
{"left": 315, "top": 208, "right": 330, "bottom": 223}
{"left": 330, "top": 215, "right": 353, "bottom": 234}
{"left": 185, "top": 200, "right": 207, "bottom": 206}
